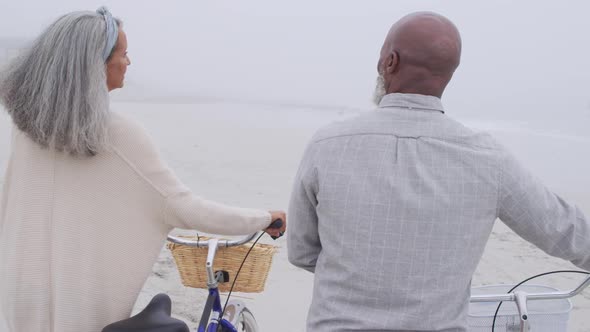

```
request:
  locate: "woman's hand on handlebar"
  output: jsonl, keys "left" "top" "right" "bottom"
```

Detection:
{"left": 265, "top": 211, "right": 286, "bottom": 240}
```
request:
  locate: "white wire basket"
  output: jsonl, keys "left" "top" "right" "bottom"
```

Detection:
{"left": 468, "top": 284, "right": 572, "bottom": 332}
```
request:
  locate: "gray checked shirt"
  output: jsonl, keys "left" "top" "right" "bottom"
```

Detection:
{"left": 287, "top": 93, "right": 590, "bottom": 331}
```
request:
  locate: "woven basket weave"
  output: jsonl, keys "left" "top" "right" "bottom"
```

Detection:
{"left": 167, "top": 236, "right": 276, "bottom": 293}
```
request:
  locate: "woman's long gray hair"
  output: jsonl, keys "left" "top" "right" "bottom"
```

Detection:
{"left": 0, "top": 10, "right": 121, "bottom": 156}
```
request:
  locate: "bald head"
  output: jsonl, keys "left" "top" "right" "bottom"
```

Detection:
{"left": 376, "top": 12, "right": 461, "bottom": 99}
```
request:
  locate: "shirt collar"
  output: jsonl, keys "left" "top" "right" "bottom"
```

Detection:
{"left": 378, "top": 93, "right": 445, "bottom": 114}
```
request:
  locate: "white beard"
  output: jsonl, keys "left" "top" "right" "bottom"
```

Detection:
{"left": 372, "top": 74, "right": 387, "bottom": 106}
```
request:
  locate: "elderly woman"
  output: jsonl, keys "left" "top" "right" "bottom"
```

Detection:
{"left": 0, "top": 7, "right": 286, "bottom": 332}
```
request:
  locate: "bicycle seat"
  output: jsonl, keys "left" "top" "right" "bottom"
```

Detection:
{"left": 102, "top": 293, "right": 189, "bottom": 332}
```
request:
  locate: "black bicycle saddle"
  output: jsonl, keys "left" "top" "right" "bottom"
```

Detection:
{"left": 101, "top": 293, "right": 189, "bottom": 332}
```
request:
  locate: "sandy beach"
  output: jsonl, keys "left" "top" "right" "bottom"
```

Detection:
{"left": 1, "top": 101, "right": 589, "bottom": 331}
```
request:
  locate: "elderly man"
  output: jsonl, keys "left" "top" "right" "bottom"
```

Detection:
{"left": 287, "top": 12, "right": 590, "bottom": 331}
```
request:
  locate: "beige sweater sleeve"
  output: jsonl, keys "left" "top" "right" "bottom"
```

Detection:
{"left": 109, "top": 113, "right": 272, "bottom": 235}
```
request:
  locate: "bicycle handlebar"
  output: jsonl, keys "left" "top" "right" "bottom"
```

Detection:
{"left": 470, "top": 274, "right": 590, "bottom": 303}
{"left": 167, "top": 232, "right": 260, "bottom": 248}
{"left": 166, "top": 219, "right": 284, "bottom": 248}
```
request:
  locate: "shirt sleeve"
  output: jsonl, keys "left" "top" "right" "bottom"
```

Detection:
{"left": 498, "top": 148, "right": 590, "bottom": 271}
{"left": 110, "top": 113, "right": 272, "bottom": 235}
{"left": 287, "top": 141, "right": 321, "bottom": 273}
{"left": 164, "top": 193, "right": 272, "bottom": 235}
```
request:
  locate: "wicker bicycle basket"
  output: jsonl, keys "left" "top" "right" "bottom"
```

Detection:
{"left": 167, "top": 236, "right": 276, "bottom": 293}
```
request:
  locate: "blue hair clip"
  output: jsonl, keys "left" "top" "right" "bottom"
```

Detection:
{"left": 96, "top": 6, "right": 119, "bottom": 62}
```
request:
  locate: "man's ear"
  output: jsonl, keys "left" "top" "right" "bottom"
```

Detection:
{"left": 385, "top": 51, "right": 400, "bottom": 74}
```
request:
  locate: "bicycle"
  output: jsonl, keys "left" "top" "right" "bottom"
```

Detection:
{"left": 102, "top": 220, "right": 283, "bottom": 332}
{"left": 469, "top": 271, "right": 590, "bottom": 332}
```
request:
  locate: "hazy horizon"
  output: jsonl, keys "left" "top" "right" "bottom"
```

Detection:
{"left": 1, "top": 1, "right": 589, "bottom": 127}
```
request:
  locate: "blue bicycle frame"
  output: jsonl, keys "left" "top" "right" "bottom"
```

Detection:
{"left": 198, "top": 286, "right": 237, "bottom": 332}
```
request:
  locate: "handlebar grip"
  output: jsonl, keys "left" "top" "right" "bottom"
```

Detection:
{"left": 269, "top": 219, "right": 284, "bottom": 240}
{"left": 269, "top": 219, "right": 283, "bottom": 229}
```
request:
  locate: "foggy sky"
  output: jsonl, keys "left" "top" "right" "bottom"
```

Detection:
{"left": 1, "top": 1, "right": 589, "bottom": 131}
